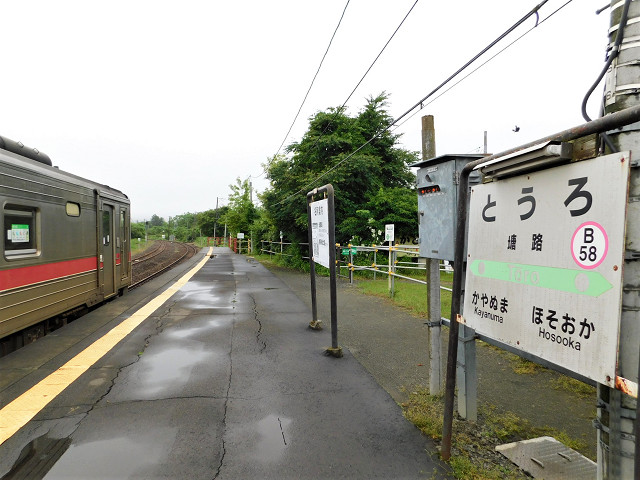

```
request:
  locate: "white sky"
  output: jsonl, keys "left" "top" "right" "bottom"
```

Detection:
{"left": 1, "top": 0, "right": 611, "bottom": 221}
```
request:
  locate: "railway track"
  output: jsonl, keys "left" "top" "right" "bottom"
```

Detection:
{"left": 130, "top": 241, "right": 199, "bottom": 288}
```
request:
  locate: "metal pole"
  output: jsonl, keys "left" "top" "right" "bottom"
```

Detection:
{"left": 388, "top": 243, "right": 393, "bottom": 296}
{"left": 374, "top": 246, "right": 377, "bottom": 280}
{"left": 306, "top": 192, "right": 321, "bottom": 330}
{"left": 391, "top": 247, "right": 396, "bottom": 297}
{"left": 326, "top": 185, "right": 341, "bottom": 357}
{"left": 441, "top": 104, "right": 640, "bottom": 461}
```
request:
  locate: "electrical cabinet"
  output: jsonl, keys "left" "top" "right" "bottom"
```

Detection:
{"left": 410, "top": 154, "right": 485, "bottom": 261}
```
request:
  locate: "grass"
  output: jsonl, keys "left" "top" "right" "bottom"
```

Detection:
{"left": 355, "top": 272, "right": 453, "bottom": 320}
{"left": 402, "top": 389, "right": 529, "bottom": 479}
{"left": 131, "top": 238, "right": 154, "bottom": 255}
{"left": 551, "top": 375, "right": 596, "bottom": 398}
{"left": 402, "top": 388, "right": 590, "bottom": 479}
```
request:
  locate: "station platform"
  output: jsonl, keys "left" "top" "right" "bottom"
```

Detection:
{"left": 0, "top": 247, "right": 446, "bottom": 479}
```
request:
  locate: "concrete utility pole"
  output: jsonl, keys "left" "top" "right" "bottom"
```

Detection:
{"left": 421, "top": 115, "right": 443, "bottom": 395}
{"left": 599, "top": 1, "right": 639, "bottom": 478}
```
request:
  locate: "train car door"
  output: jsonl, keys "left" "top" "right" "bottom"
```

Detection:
{"left": 119, "top": 207, "right": 130, "bottom": 283}
{"left": 101, "top": 204, "right": 116, "bottom": 297}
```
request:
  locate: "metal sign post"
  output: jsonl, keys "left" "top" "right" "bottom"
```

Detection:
{"left": 307, "top": 184, "right": 342, "bottom": 358}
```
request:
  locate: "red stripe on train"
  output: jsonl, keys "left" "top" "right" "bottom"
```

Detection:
{"left": 0, "top": 257, "right": 98, "bottom": 291}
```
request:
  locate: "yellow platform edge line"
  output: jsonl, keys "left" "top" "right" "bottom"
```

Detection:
{"left": 0, "top": 247, "right": 213, "bottom": 446}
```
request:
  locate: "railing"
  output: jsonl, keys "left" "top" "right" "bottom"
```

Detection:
{"left": 259, "top": 240, "right": 453, "bottom": 295}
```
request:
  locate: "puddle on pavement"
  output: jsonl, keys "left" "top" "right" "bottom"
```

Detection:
{"left": 174, "top": 281, "right": 235, "bottom": 310}
{"left": 139, "top": 347, "right": 213, "bottom": 395}
{"left": 254, "top": 414, "right": 291, "bottom": 462}
{"left": 166, "top": 319, "right": 227, "bottom": 339}
{"left": 42, "top": 434, "right": 169, "bottom": 479}
{"left": 4, "top": 434, "right": 71, "bottom": 479}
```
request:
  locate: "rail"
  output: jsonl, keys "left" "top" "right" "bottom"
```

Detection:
{"left": 130, "top": 241, "right": 198, "bottom": 288}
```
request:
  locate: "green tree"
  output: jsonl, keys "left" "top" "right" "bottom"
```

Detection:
{"left": 261, "top": 93, "right": 418, "bottom": 244}
{"left": 131, "top": 222, "right": 145, "bottom": 239}
{"left": 197, "top": 207, "right": 229, "bottom": 237}
{"left": 149, "top": 214, "right": 164, "bottom": 227}
{"left": 223, "top": 178, "right": 257, "bottom": 235}
{"left": 172, "top": 212, "right": 198, "bottom": 241}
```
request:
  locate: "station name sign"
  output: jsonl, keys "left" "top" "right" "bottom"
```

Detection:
{"left": 462, "top": 152, "right": 630, "bottom": 386}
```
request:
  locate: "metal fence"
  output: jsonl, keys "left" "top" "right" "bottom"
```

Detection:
{"left": 259, "top": 240, "right": 453, "bottom": 295}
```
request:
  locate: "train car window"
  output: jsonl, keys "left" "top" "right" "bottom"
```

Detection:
{"left": 4, "top": 205, "right": 37, "bottom": 256}
{"left": 66, "top": 202, "right": 80, "bottom": 217}
{"left": 102, "top": 211, "right": 111, "bottom": 246}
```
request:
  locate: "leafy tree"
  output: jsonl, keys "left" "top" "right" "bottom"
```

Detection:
{"left": 149, "top": 214, "right": 164, "bottom": 227}
{"left": 171, "top": 213, "right": 198, "bottom": 241}
{"left": 131, "top": 222, "right": 145, "bottom": 239}
{"left": 223, "top": 178, "right": 257, "bottom": 235}
{"left": 261, "top": 93, "right": 418, "bottom": 244}
{"left": 197, "top": 207, "right": 229, "bottom": 237}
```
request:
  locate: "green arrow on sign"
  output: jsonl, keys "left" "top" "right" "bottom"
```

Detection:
{"left": 469, "top": 259, "right": 613, "bottom": 297}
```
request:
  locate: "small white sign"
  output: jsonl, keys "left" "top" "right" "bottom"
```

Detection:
{"left": 385, "top": 224, "right": 395, "bottom": 243}
{"left": 463, "top": 152, "right": 630, "bottom": 386}
{"left": 11, "top": 224, "right": 29, "bottom": 243}
{"left": 237, "top": 232, "right": 245, "bottom": 239}
{"left": 310, "top": 198, "right": 330, "bottom": 268}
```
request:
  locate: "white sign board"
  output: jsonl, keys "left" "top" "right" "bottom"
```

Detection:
{"left": 11, "top": 224, "right": 29, "bottom": 243}
{"left": 310, "top": 198, "right": 330, "bottom": 268}
{"left": 237, "top": 232, "right": 245, "bottom": 239}
{"left": 385, "top": 224, "right": 395, "bottom": 243}
{"left": 463, "top": 152, "right": 630, "bottom": 386}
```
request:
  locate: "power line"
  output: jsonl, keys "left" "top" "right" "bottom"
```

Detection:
{"left": 340, "top": 0, "right": 419, "bottom": 111}
{"left": 272, "top": 1, "right": 352, "bottom": 161}
{"left": 392, "top": 0, "right": 550, "bottom": 128}
{"left": 391, "top": 0, "right": 573, "bottom": 132}
{"left": 302, "top": 0, "right": 420, "bottom": 159}
{"left": 255, "top": 1, "right": 420, "bottom": 186}
{"left": 273, "top": 0, "right": 556, "bottom": 206}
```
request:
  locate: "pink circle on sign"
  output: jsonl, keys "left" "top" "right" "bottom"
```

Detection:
{"left": 571, "top": 221, "right": 608, "bottom": 269}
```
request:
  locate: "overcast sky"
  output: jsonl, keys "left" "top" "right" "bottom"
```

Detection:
{"left": 1, "top": 0, "right": 611, "bottom": 221}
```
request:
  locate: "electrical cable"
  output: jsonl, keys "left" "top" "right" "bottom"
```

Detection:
{"left": 272, "top": 0, "right": 351, "bottom": 160}
{"left": 390, "top": 0, "right": 573, "bottom": 132}
{"left": 273, "top": 0, "right": 550, "bottom": 206}
{"left": 296, "top": 0, "right": 420, "bottom": 167}
{"left": 580, "top": 0, "right": 632, "bottom": 154}
{"left": 391, "top": 0, "right": 549, "bottom": 129}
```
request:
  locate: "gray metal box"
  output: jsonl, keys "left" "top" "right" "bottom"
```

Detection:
{"left": 410, "top": 154, "right": 485, "bottom": 261}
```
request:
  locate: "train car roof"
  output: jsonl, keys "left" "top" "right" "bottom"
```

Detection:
{"left": 0, "top": 140, "right": 129, "bottom": 203}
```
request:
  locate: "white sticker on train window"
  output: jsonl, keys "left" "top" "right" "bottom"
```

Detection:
{"left": 11, "top": 224, "right": 29, "bottom": 243}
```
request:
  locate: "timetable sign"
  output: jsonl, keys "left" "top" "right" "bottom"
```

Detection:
{"left": 463, "top": 152, "right": 630, "bottom": 386}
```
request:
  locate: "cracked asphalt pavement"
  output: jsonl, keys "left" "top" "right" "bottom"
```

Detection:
{"left": 0, "top": 248, "right": 447, "bottom": 479}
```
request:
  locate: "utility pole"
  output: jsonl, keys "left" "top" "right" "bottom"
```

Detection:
{"left": 213, "top": 197, "right": 219, "bottom": 241}
{"left": 421, "top": 115, "right": 443, "bottom": 395}
{"left": 598, "top": 1, "right": 639, "bottom": 478}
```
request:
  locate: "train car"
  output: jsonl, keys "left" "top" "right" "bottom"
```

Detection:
{"left": 0, "top": 135, "right": 131, "bottom": 347}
